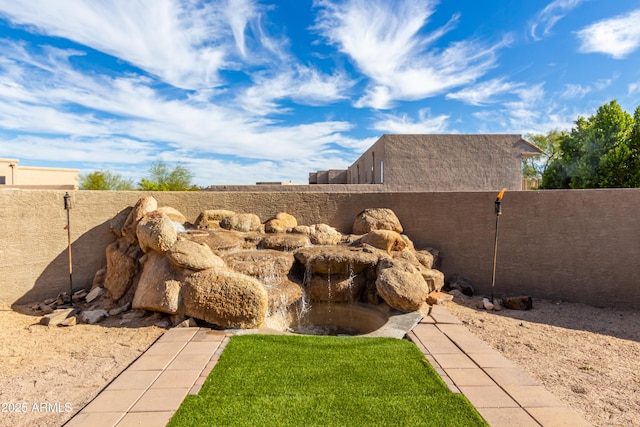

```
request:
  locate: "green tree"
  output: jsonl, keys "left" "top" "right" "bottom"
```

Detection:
{"left": 79, "top": 170, "right": 134, "bottom": 190}
{"left": 138, "top": 161, "right": 198, "bottom": 191}
{"left": 522, "top": 130, "right": 564, "bottom": 179}
{"left": 541, "top": 100, "right": 639, "bottom": 189}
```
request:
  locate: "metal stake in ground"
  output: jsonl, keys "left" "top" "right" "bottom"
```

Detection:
{"left": 491, "top": 188, "right": 506, "bottom": 303}
{"left": 64, "top": 192, "right": 73, "bottom": 305}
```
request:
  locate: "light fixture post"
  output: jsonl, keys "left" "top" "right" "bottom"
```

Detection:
{"left": 491, "top": 188, "right": 506, "bottom": 303}
{"left": 64, "top": 192, "right": 73, "bottom": 305}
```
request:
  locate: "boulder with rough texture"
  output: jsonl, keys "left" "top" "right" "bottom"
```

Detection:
{"left": 291, "top": 224, "right": 343, "bottom": 245}
{"left": 294, "top": 246, "right": 380, "bottom": 275}
{"left": 427, "top": 291, "right": 454, "bottom": 305}
{"left": 220, "top": 213, "right": 262, "bottom": 232}
{"left": 223, "top": 250, "right": 295, "bottom": 279}
{"left": 104, "top": 235, "right": 142, "bottom": 301}
{"left": 157, "top": 206, "right": 187, "bottom": 224}
{"left": 446, "top": 274, "right": 475, "bottom": 296}
{"left": 222, "top": 250, "right": 303, "bottom": 311}
{"left": 414, "top": 250, "right": 435, "bottom": 270}
{"left": 110, "top": 207, "right": 132, "bottom": 238}
{"left": 502, "top": 295, "right": 533, "bottom": 310}
{"left": 182, "top": 269, "right": 268, "bottom": 329}
{"left": 194, "top": 210, "right": 236, "bottom": 229}
{"left": 353, "top": 208, "right": 403, "bottom": 235}
{"left": 136, "top": 211, "right": 178, "bottom": 253}
{"left": 264, "top": 212, "right": 298, "bottom": 233}
{"left": 376, "top": 259, "right": 429, "bottom": 312}
{"left": 308, "top": 273, "right": 366, "bottom": 303}
{"left": 167, "top": 240, "right": 225, "bottom": 271}
{"left": 81, "top": 310, "right": 109, "bottom": 324}
{"left": 185, "top": 230, "right": 245, "bottom": 252}
{"left": 359, "top": 230, "right": 407, "bottom": 253}
{"left": 260, "top": 234, "right": 309, "bottom": 251}
{"left": 421, "top": 269, "right": 445, "bottom": 293}
{"left": 122, "top": 196, "right": 158, "bottom": 237}
{"left": 132, "top": 252, "right": 182, "bottom": 314}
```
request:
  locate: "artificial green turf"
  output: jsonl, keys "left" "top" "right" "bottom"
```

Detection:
{"left": 168, "top": 335, "right": 488, "bottom": 427}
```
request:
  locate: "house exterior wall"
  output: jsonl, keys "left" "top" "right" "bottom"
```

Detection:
{"left": 344, "top": 134, "right": 539, "bottom": 190}
{"left": 0, "top": 158, "right": 78, "bottom": 189}
{"left": 2, "top": 189, "right": 639, "bottom": 310}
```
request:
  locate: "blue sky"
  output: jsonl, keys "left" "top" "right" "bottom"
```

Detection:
{"left": 0, "top": 0, "right": 639, "bottom": 186}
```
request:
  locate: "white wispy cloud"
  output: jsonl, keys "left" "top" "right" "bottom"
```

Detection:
{"left": 0, "top": 0, "right": 243, "bottom": 89}
{"left": 629, "top": 81, "right": 640, "bottom": 95}
{"left": 0, "top": 38, "right": 356, "bottom": 185}
{"left": 530, "top": 0, "right": 585, "bottom": 40}
{"left": 576, "top": 9, "right": 640, "bottom": 59}
{"left": 561, "top": 83, "right": 590, "bottom": 99}
{"left": 314, "top": 0, "right": 500, "bottom": 109}
{"left": 372, "top": 109, "right": 449, "bottom": 134}
{"left": 446, "top": 78, "right": 523, "bottom": 106}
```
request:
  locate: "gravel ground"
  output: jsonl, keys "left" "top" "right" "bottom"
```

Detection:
{"left": 445, "top": 296, "right": 640, "bottom": 427}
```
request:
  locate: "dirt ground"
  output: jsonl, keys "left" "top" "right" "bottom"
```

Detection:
{"left": 0, "top": 304, "right": 163, "bottom": 427}
{"left": 1, "top": 295, "right": 639, "bottom": 427}
{"left": 445, "top": 296, "right": 640, "bottom": 427}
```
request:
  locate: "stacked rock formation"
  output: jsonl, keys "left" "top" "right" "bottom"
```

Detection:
{"left": 93, "top": 199, "right": 444, "bottom": 329}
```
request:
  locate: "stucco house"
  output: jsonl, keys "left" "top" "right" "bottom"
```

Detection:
{"left": 0, "top": 158, "right": 78, "bottom": 190}
{"left": 310, "top": 134, "right": 542, "bottom": 191}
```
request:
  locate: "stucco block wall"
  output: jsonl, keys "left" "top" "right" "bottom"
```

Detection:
{"left": 1, "top": 189, "right": 639, "bottom": 309}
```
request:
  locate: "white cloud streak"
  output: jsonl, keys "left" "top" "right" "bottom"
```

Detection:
{"left": 372, "top": 109, "right": 449, "bottom": 134}
{"left": 314, "top": 0, "right": 500, "bottom": 109}
{"left": 446, "top": 78, "right": 523, "bottom": 106}
{"left": 576, "top": 9, "right": 640, "bottom": 59}
{"left": 530, "top": 0, "right": 585, "bottom": 40}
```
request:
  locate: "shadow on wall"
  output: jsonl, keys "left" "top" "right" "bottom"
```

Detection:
{"left": 12, "top": 220, "right": 116, "bottom": 308}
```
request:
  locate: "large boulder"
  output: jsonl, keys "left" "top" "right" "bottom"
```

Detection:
{"left": 264, "top": 212, "right": 297, "bottom": 233}
{"left": 182, "top": 269, "right": 268, "bottom": 329}
{"left": 110, "top": 207, "right": 132, "bottom": 238}
{"left": 308, "top": 273, "right": 366, "bottom": 303}
{"left": 185, "top": 230, "right": 245, "bottom": 252}
{"left": 220, "top": 213, "right": 262, "bottom": 232}
{"left": 375, "top": 259, "right": 429, "bottom": 311}
{"left": 260, "top": 234, "right": 309, "bottom": 251}
{"left": 194, "top": 210, "right": 236, "bottom": 229}
{"left": 103, "top": 235, "right": 142, "bottom": 301}
{"left": 156, "top": 206, "right": 187, "bottom": 224}
{"left": 414, "top": 250, "right": 435, "bottom": 270}
{"left": 132, "top": 252, "right": 182, "bottom": 314}
{"left": 167, "top": 240, "right": 225, "bottom": 271}
{"left": 136, "top": 211, "right": 178, "bottom": 253}
{"left": 421, "top": 269, "right": 445, "bottom": 293}
{"left": 358, "top": 230, "right": 407, "bottom": 253}
{"left": 122, "top": 196, "right": 158, "bottom": 237}
{"left": 294, "top": 246, "right": 380, "bottom": 275}
{"left": 308, "top": 224, "right": 343, "bottom": 245}
{"left": 353, "top": 208, "right": 403, "bottom": 235}
{"left": 222, "top": 250, "right": 302, "bottom": 312}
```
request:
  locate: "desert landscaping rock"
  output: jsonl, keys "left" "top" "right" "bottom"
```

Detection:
{"left": 358, "top": 229, "right": 407, "bottom": 252}
{"left": 121, "top": 195, "right": 157, "bottom": 237}
{"left": 194, "top": 209, "right": 236, "bottom": 229}
{"left": 80, "top": 309, "right": 108, "bottom": 324}
{"left": 167, "top": 239, "right": 225, "bottom": 271}
{"left": 220, "top": 212, "right": 261, "bottom": 232}
{"left": 308, "top": 273, "right": 366, "bottom": 302}
{"left": 502, "top": 295, "right": 534, "bottom": 310}
{"left": 136, "top": 211, "right": 178, "bottom": 253}
{"left": 103, "top": 236, "right": 141, "bottom": 301}
{"left": 259, "top": 233, "right": 309, "bottom": 251}
{"left": 182, "top": 269, "right": 268, "bottom": 329}
{"left": 421, "top": 268, "right": 445, "bottom": 293}
{"left": 186, "top": 229, "right": 245, "bottom": 252}
{"left": 133, "top": 252, "right": 183, "bottom": 314}
{"left": 414, "top": 250, "right": 435, "bottom": 269}
{"left": 294, "top": 245, "right": 380, "bottom": 275}
{"left": 85, "top": 286, "right": 104, "bottom": 303}
{"left": 352, "top": 208, "right": 403, "bottom": 234}
{"left": 40, "top": 308, "right": 75, "bottom": 326}
{"left": 264, "top": 212, "right": 297, "bottom": 233}
{"left": 307, "top": 223, "right": 343, "bottom": 245}
{"left": 156, "top": 206, "right": 187, "bottom": 223}
{"left": 376, "top": 259, "right": 429, "bottom": 311}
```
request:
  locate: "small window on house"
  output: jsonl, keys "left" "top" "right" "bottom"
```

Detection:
{"left": 0, "top": 176, "right": 5, "bottom": 185}
{"left": 380, "top": 161, "right": 384, "bottom": 184}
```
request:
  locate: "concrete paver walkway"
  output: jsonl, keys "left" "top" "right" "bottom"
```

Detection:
{"left": 66, "top": 305, "right": 592, "bottom": 427}
{"left": 409, "top": 305, "right": 591, "bottom": 427}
